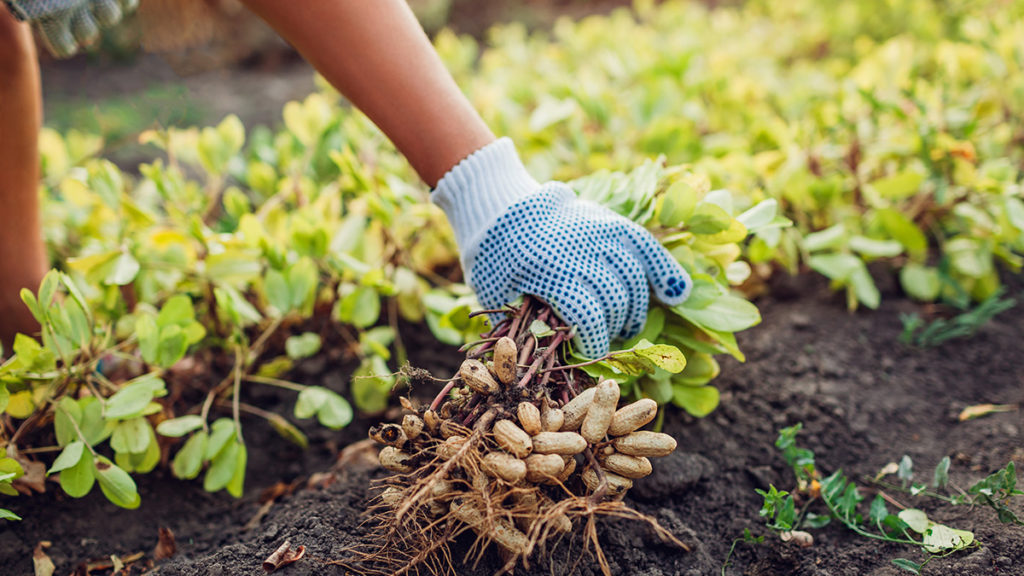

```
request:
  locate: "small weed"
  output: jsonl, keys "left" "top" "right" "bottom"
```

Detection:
{"left": 756, "top": 424, "right": 1024, "bottom": 573}
{"left": 899, "top": 289, "right": 1017, "bottom": 348}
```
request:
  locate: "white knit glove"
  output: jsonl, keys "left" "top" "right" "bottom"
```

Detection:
{"left": 432, "top": 138, "right": 692, "bottom": 358}
{"left": 5, "top": 0, "right": 138, "bottom": 58}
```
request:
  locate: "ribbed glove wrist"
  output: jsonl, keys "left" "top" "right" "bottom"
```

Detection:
{"left": 431, "top": 138, "right": 540, "bottom": 269}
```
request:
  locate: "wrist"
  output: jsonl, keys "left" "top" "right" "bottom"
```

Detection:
{"left": 431, "top": 138, "right": 540, "bottom": 253}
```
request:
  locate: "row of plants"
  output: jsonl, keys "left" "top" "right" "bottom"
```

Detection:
{"left": 445, "top": 0, "right": 1024, "bottom": 309}
{"left": 2, "top": 0, "right": 1022, "bottom": 515}
{"left": 0, "top": 105, "right": 766, "bottom": 512}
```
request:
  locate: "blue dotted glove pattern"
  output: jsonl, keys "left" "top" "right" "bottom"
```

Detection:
{"left": 467, "top": 183, "right": 691, "bottom": 358}
{"left": 6, "top": 0, "right": 138, "bottom": 58}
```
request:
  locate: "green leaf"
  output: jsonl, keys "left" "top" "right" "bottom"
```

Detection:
{"left": 849, "top": 236, "right": 903, "bottom": 258}
{"left": 0, "top": 509, "right": 20, "bottom": 521}
{"left": 671, "top": 385, "right": 720, "bottom": 417}
{"left": 48, "top": 441, "right": 85, "bottom": 475}
{"left": 804, "top": 224, "right": 847, "bottom": 252}
{"left": 204, "top": 440, "right": 240, "bottom": 492}
{"left": 891, "top": 559, "right": 922, "bottom": 574}
{"left": 226, "top": 442, "right": 247, "bottom": 498}
{"left": 337, "top": 285, "right": 380, "bottom": 328}
{"left": 104, "top": 251, "right": 140, "bottom": 286}
{"left": 868, "top": 494, "right": 889, "bottom": 525}
{"left": 54, "top": 397, "right": 82, "bottom": 447}
{"left": 264, "top": 268, "right": 291, "bottom": 313}
{"left": 898, "top": 509, "right": 930, "bottom": 533}
{"left": 898, "top": 455, "right": 914, "bottom": 484}
{"left": 876, "top": 208, "right": 928, "bottom": 259}
{"left": 873, "top": 171, "right": 925, "bottom": 199}
{"left": 923, "top": 524, "right": 974, "bottom": 553}
{"left": 736, "top": 199, "right": 778, "bottom": 232}
{"left": 295, "top": 386, "right": 353, "bottom": 429}
{"left": 658, "top": 180, "right": 699, "bottom": 227}
{"left": 351, "top": 356, "right": 393, "bottom": 414}
{"left": 157, "top": 415, "right": 205, "bottom": 438}
{"left": 59, "top": 448, "right": 95, "bottom": 498}
{"left": 900, "top": 264, "right": 941, "bottom": 301}
{"left": 285, "top": 332, "right": 322, "bottom": 360}
{"left": 172, "top": 431, "right": 207, "bottom": 480}
{"left": 529, "top": 319, "right": 555, "bottom": 339}
{"left": 105, "top": 375, "right": 166, "bottom": 420}
{"left": 156, "top": 294, "right": 195, "bottom": 327}
{"left": 204, "top": 418, "right": 236, "bottom": 460}
{"left": 267, "top": 414, "right": 309, "bottom": 448}
{"left": 110, "top": 418, "right": 151, "bottom": 455}
{"left": 933, "top": 456, "right": 951, "bottom": 488}
{"left": 95, "top": 458, "right": 141, "bottom": 509}
{"left": 674, "top": 294, "right": 761, "bottom": 332}
{"left": 687, "top": 202, "right": 733, "bottom": 235}
{"left": 633, "top": 341, "right": 687, "bottom": 373}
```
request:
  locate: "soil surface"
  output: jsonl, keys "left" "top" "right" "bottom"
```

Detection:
{"left": 3, "top": 273, "right": 1022, "bottom": 576}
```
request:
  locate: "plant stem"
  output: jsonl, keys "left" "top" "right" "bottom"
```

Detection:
{"left": 232, "top": 346, "right": 244, "bottom": 443}
{"left": 245, "top": 375, "right": 307, "bottom": 393}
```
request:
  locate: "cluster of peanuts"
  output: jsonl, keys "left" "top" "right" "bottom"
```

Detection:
{"left": 371, "top": 336, "right": 677, "bottom": 506}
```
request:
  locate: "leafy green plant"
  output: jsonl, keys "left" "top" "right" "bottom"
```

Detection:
{"left": 759, "top": 424, "right": 1023, "bottom": 573}
{"left": 899, "top": 288, "right": 1017, "bottom": 347}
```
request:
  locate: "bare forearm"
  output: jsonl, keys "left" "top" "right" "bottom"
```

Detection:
{"left": 241, "top": 0, "right": 494, "bottom": 186}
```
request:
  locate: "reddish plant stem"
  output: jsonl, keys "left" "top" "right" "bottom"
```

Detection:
{"left": 429, "top": 379, "right": 458, "bottom": 412}
{"left": 516, "top": 331, "right": 567, "bottom": 388}
{"left": 584, "top": 447, "right": 609, "bottom": 504}
{"left": 460, "top": 395, "right": 484, "bottom": 426}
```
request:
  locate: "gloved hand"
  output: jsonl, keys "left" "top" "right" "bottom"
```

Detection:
{"left": 433, "top": 138, "right": 691, "bottom": 358}
{"left": 5, "top": 0, "right": 138, "bottom": 58}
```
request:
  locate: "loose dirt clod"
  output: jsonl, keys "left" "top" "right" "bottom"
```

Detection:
{"left": 351, "top": 297, "right": 686, "bottom": 575}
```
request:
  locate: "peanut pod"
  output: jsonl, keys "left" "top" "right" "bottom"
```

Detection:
{"left": 369, "top": 424, "right": 407, "bottom": 448}
{"left": 493, "top": 419, "right": 533, "bottom": 459}
{"left": 492, "top": 336, "right": 518, "bottom": 385}
{"left": 402, "top": 414, "right": 424, "bottom": 440}
{"left": 524, "top": 453, "right": 564, "bottom": 482}
{"left": 607, "top": 398, "right": 658, "bottom": 437}
{"left": 423, "top": 410, "right": 440, "bottom": 434}
{"left": 437, "top": 435, "right": 468, "bottom": 460}
{"left": 530, "top": 431, "right": 587, "bottom": 455}
{"left": 379, "top": 486, "right": 403, "bottom": 507}
{"left": 451, "top": 498, "right": 529, "bottom": 555}
{"left": 580, "top": 379, "right": 620, "bottom": 443}
{"left": 581, "top": 465, "right": 633, "bottom": 496}
{"left": 482, "top": 452, "right": 527, "bottom": 483}
{"left": 540, "top": 405, "right": 565, "bottom": 432}
{"left": 440, "top": 419, "right": 471, "bottom": 439}
{"left": 517, "top": 402, "right": 542, "bottom": 436}
{"left": 612, "top": 431, "right": 677, "bottom": 458}
{"left": 560, "top": 387, "right": 597, "bottom": 431}
{"left": 379, "top": 446, "right": 413, "bottom": 473}
{"left": 460, "top": 359, "right": 499, "bottom": 394}
{"left": 601, "top": 452, "right": 652, "bottom": 479}
{"left": 556, "top": 456, "right": 577, "bottom": 482}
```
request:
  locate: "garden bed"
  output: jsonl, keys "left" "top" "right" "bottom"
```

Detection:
{"left": 4, "top": 273, "right": 1021, "bottom": 575}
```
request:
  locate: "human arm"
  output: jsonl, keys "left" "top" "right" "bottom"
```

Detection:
{"left": 238, "top": 0, "right": 494, "bottom": 187}
{"left": 243, "top": 0, "right": 691, "bottom": 357}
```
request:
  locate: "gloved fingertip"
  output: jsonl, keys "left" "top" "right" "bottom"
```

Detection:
{"left": 91, "top": 0, "right": 122, "bottom": 27}
{"left": 654, "top": 267, "right": 693, "bottom": 306}
{"left": 119, "top": 0, "right": 139, "bottom": 12}
{"left": 70, "top": 9, "right": 98, "bottom": 46}
{"left": 40, "top": 22, "right": 78, "bottom": 58}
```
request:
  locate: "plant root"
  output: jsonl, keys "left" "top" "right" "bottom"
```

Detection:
{"left": 345, "top": 296, "right": 686, "bottom": 575}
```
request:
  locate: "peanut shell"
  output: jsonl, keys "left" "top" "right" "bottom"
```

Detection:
{"left": 492, "top": 336, "right": 518, "bottom": 385}
{"left": 530, "top": 431, "right": 587, "bottom": 455}
{"left": 612, "top": 431, "right": 677, "bottom": 458}
{"left": 517, "top": 402, "right": 542, "bottom": 435}
{"left": 460, "top": 359, "right": 499, "bottom": 394}
{"left": 524, "top": 453, "right": 564, "bottom": 482}
{"left": 482, "top": 452, "right": 527, "bottom": 483}
{"left": 607, "top": 398, "right": 658, "bottom": 437}
{"left": 451, "top": 499, "right": 528, "bottom": 555}
{"left": 580, "top": 379, "right": 620, "bottom": 443}
{"left": 541, "top": 406, "right": 565, "bottom": 432}
{"left": 378, "top": 446, "right": 413, "bottom": 473}
{"left": 581, "top": 465, "right": 633, "bottom": 495}
{"left": 493, "top": 419, "right": 533, "bottom": 458}
{"left": 560, "top": 387, "right": 597, "bottom": 431}
{"left": 601, "top": 452, "right": 652, "bottom": 479}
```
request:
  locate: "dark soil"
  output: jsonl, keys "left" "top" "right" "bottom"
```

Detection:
{"left": 3, "top": 274, "right": 1022, "bottom": 576}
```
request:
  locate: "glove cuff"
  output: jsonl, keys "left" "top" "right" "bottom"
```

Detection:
{"left": 431, "top": 138, "right": 540, "bottom": 254}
